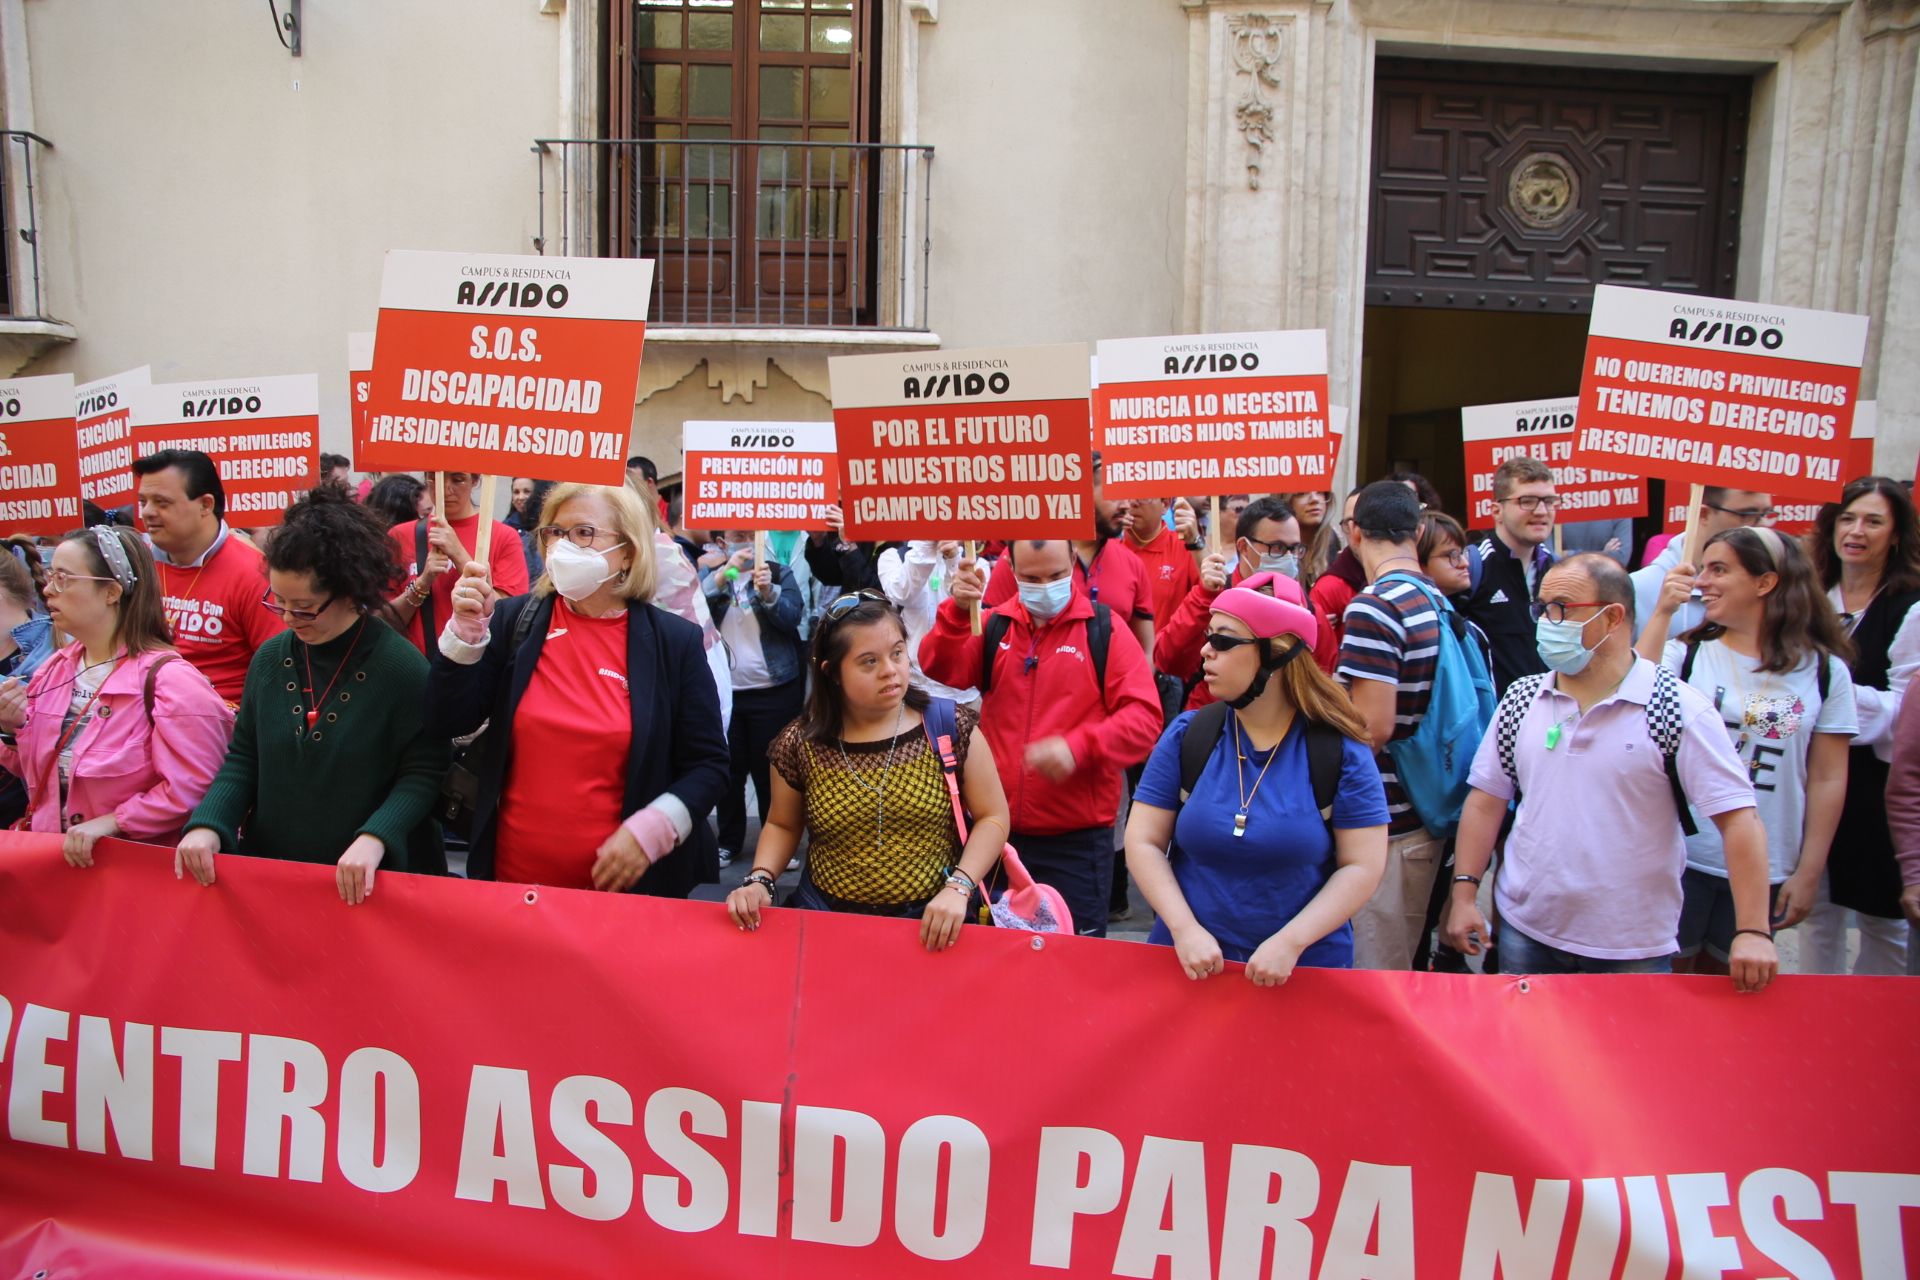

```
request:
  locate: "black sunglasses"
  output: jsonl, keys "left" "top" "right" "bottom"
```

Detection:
{"left": 1203, "top": 631, "right": 1263, "bottom": 653}
{"left": 824, "top": 589, "right": 892, "bottom": 621}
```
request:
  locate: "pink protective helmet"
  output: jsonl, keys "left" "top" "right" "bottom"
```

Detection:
{"left": 1210, "top": 570, "right": 1319, "bottom": 651}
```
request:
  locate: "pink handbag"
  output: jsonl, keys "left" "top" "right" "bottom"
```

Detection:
{"left": 924, "top": 699, "right": 1073, "bottom": 935}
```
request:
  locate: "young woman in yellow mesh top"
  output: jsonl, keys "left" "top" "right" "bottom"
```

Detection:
{"left": 725, "top": 590, "right": 1010, "bottom": 950}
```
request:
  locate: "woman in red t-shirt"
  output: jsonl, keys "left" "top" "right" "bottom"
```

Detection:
{"left": 427, "top": 482, "right": 729, "bottom": 898}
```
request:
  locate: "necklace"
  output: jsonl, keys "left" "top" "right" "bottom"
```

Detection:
{"left": 299, "top": 620, "right": 366, "bottom": 732}
{"left": 1375, "top": 555, "right": 1421, "bottom": 574}
{"left": 837, "top": 703, "right": 906, "bottom": 851}
{"left": 1229, "top": 709, "right": 1286, "bottom": 837}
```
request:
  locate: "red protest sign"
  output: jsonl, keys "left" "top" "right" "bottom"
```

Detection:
{"left": 347, "top": 332, "right": 374, "bottom": 470}
{"left": 0, "top": 373, "right": 82, "bottom": 536}
{"left": 1326, "top": 403, "right": 1348, "bottom": 484}
{"left": 75, "top": 366, "right": 150, "bottom": 510}
{"left": 362, "top": 251, "right": 652, "bottom": 483}
{"left": 3, "top": 829, "right": 1918, "bottom": 1280}
{"left": 1461, "top": 395, "right": 1647, "bottom": 528}
{"left": 829, "top": 343, "right": 1092, "bottom": 542}
{"left": 683, "top": 421, "right": 837, "bottom": 531}
{"left": 1093, "top": 330, "right": 1332, "bottom": 497}
{"left": 130, "top": 375, "right": 321, "bottom": 529}
{"left": 1572, "top": 285, "right": 1868, "bottom": 502}
{"left": 1771, "top": 402, "right": 1878, "bottom": 534}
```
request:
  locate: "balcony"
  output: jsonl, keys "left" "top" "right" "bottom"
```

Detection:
{"left": 0, "top": 129, "right": 75, "bottom": 374}
{"left": 532, "top": 137, "right": 933, "bottom": 336}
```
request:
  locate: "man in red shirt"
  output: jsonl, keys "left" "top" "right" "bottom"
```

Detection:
{"left": 1113, "top": 495, "right": 1202, "bottom": 629}
{"left": 921, "top": 540, "right": 1161, "bottom": 937}
{"left": 387, "top": 470, "right": 531, "bottom": 655}
{"left": 981, "top": 493, "right": 1155, "bottom": 656}
{"left": 135, "top": 449, "right": 284, "bottom": 706}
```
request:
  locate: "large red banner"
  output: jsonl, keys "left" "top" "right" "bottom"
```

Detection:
{"left": 129, "top": 375, "right": 322, "bottom": 530}
{"left": 361, "top": 250, "right": 652, "bottom": 483}
{"left": 1461, "top": 395, "right": 1647, "bottom": 528}
{"left": 2, "top": 831, "right": 1916, "bottom": 1279}
{"left": 1093, "top": 331, "right": 1333, "bottom": 498}
{"left": 829, "top": 343, "right": 1093, "bottom": 542}
{"left": 75, "top": 366, "right": 149, "bottom": 510}
{"left": 1571, "top": 285, "right": 1868, "bottom": 502}
{"left": 0, "top": 373, "right": 81, "bottom": 536}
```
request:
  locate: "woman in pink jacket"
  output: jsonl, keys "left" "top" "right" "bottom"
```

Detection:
{"left": 0, "top": 526, "right": 231, "bottom": 865}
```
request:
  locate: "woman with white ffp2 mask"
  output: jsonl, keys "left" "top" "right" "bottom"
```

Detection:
{"left": 430, "top": 482, "right": 730, "bottom": 898}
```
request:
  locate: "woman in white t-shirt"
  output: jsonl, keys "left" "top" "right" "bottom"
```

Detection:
{"left": 1652, "top": 526, "right": 1855, "bottom": 975}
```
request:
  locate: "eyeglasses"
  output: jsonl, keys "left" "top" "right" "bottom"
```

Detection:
{"left": 824, "top": 589, "right": 891, "bottom": 621}
{"left": 1528, "top": 600, "right": 1612, "bottom": 624}
{"left": 1243, "top": 536, "right": 1304, "bottom": 558}
{"left": 1202, "top": 631, "right": 1263, "bottom": 653}
{"left": 1500, "top": 495, "right": 1562, "bottom": 512}
{"left": 43, "top": 570, "right": 118, "bottom": 595}
{"left": 536, "top": 523, "right": 625, "bottom": 548}
{"left": 1432, "top": 549, "right": 1469, "bottom": 568}
{"left": 1704, "top": 502, "right": 1778, "bottom": 525}
{"left": 260, "top": 589, "right": 337, "bottom": 622}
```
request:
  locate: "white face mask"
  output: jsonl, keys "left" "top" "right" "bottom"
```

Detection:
{"left": 1257, "top": 551, "right": 1299, "bottom": 580}
{"left": 547, "top": 539, "right": 620, "bottom": 601}
{"left": 1018, "top": 577, "right": 1073, "bottom": 622}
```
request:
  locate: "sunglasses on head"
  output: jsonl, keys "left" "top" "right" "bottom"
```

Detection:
{"left": 824, "top": 589, "right": 892, "bottom": 621}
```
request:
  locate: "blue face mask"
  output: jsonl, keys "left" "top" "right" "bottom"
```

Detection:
{"left": 1534, "top": 609, "right": 1611, "bottom": 675}
{"left": 1018, "top": 577, "right": 1073, "bottom": 622}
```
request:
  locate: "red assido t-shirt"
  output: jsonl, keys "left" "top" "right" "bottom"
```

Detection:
{"left": 494, "top": 600, "right": 632, "bottom": 888}
{"left": 157, "top": 534, "right": 284, "bottom": 705}
{"left": 389, "top": 513, "right": 531, "bottom": 655}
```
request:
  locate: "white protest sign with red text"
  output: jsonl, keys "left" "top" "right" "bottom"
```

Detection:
{"left": 347, "top": 332, "right": 374, "bottom": 470}
{"left": 75, "top": 366, "right": 150, "bottom": 510}
{"left": 1771, "top": 402, "right": 1878, "bottom": 534}
{"left": 1572, "top": 285, "right": 1868, "bottom": 502}
{"left": 0, "top": 373, "right": 81, "bottom": 536}
{"left": 362, "top": 251, "right": 652, "bottom": 483}
{"left": 130, "top": 375, "right": 320, "bottom": 530}
{"left": 683, "top": 421, "right": 837, "bottom": 531}
{"left": 1461, "top": 395, "right": 1646, "bottom": 528}
{"left": 829, "top": 343, "right": 1092, "bottom": 542}
{"left": 1093, "top": 330, "right": 1332, "bottom": 498}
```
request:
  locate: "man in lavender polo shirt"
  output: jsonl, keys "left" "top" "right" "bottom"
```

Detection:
{"left": 1441, "top": 554, "right": 1779, "bottom": 992}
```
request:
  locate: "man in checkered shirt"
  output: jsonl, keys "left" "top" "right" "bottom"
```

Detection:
{"left": 1439, "top": 553, "right": 1779, "bottom": 991}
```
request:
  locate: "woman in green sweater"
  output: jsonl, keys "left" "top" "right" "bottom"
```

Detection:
{"left": 177, "top": 484, "right": 449, "bottom": 901}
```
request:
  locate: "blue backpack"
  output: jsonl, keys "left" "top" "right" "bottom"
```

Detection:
{"left": 1378, "top": 572, "right": 1496, "bottom": 836}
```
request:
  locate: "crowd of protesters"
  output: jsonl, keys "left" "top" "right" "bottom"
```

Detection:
{"left": 3, "top": 446, "right": 1917, "bottom": 991}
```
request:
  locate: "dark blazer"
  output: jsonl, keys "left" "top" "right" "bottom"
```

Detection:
{"left": 425, "top": 591, "right": 729, "bottom": 898}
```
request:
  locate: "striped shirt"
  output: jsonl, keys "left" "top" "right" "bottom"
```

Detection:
{"left": 1336, "top": 573, "right": 1442, "bottom": 834}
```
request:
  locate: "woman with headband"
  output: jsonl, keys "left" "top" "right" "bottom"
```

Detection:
{"left": 1649, "top": 525, "right": 1855, "bottom": 974}
{"left": 0, "top": 527, "right": 231, "bottom": 865}
{"left": 1124, "top": 572, "right": 1388, "bottom": 984}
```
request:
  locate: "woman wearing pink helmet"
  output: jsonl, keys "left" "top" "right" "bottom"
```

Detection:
{"left": 1124, "top": 572, "right": 1389, "bottom": 984}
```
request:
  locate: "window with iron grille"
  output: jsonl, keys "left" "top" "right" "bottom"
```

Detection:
{"left": 609, "top": 0, "right": 883, "bottom": 327}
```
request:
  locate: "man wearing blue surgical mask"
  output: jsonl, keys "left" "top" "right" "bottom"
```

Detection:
{"left": 921, "top": 539, "right": 1162, "bottom": 937}
{"left": 1153, "top": 498, "right": 1339, "bottom": 716}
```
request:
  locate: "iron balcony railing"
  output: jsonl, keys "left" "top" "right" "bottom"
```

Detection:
{"left": 0, "top": 130, "right": 53, "bottom": 320}
{"left": 533, "top": 137, "right": 932, "bottom": 331}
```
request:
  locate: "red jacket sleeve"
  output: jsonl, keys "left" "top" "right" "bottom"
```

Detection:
{"left": 1887, "top": 690, "right": 1920, "bottom": 888}
{"left": 1061, "top": 618, "right": 1162, "bottom": 774}
{"left": 919, "top": 597, "right": 985, "bottom": 693}
{"left": 1311, "top": 600, "right": 1339, "bottom": 675}
{"left": 1152, "top": 580, "right": 1219, "bottom": 681}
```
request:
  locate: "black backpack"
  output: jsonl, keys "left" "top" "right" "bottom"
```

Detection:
{"left": 979, "top": 602, "right": 1112, "bottom": 693}
{"left": 1174, "top": 700, "right": 1346, "bottom": 836}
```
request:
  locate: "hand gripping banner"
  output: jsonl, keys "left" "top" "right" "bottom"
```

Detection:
{"left": 0, "top": 833, "right": 1915, "bottom": 1278}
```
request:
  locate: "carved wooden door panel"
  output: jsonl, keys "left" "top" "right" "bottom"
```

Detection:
{"left": 1367, "top": 59, "right": 1750, "bottom": 313}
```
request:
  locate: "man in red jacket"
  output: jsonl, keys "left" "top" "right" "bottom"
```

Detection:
{"left": 1155, "top": 497, "right": 1338, "bottom": 709}
{"left": 921, "top": 539, "right": 1162, "bottom": 937}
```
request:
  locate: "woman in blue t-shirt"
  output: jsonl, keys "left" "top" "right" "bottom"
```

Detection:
{"left": 1125, "top": 571, "right": 1388, "bottom": 984}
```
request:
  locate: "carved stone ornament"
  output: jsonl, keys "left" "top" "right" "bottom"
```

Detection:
{"left": 1507, "top": 152, "right": 1579, "bottom": 230}
{"left": 1228, "top": 15, "right": 1284, "bottom": 191}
